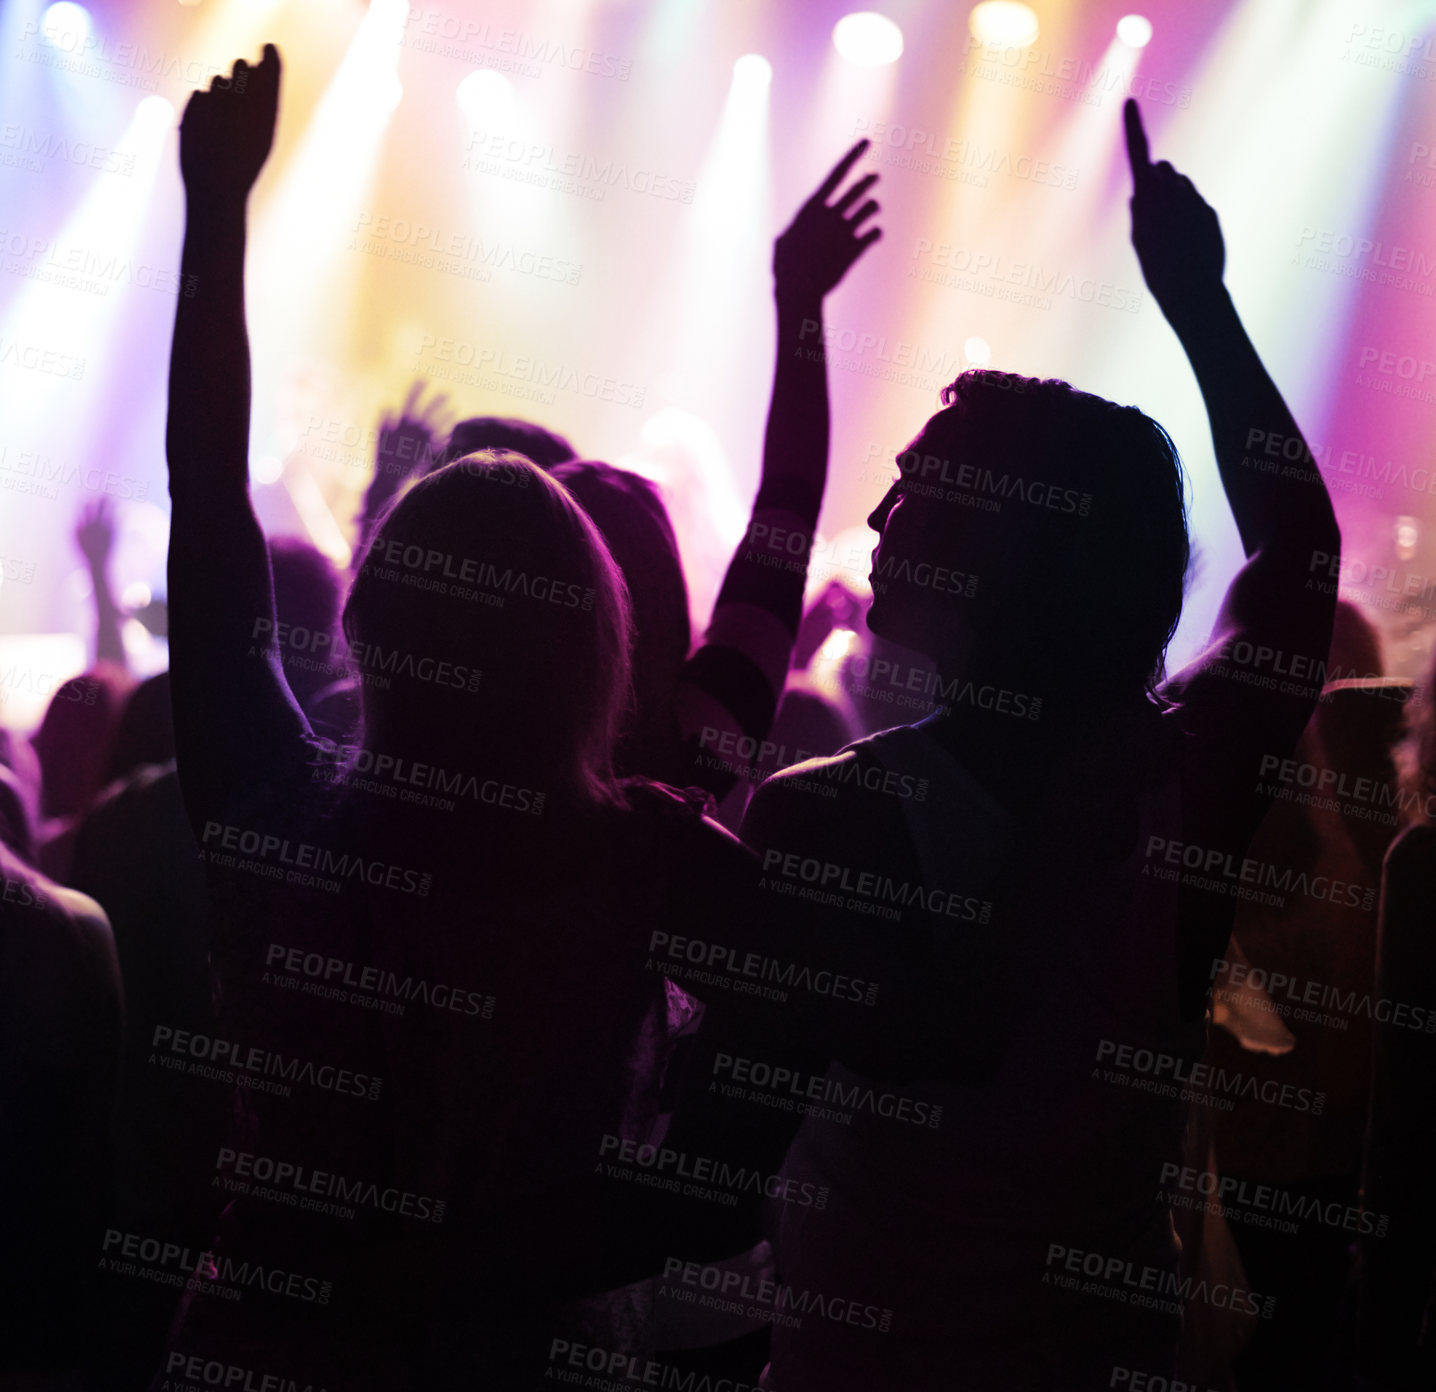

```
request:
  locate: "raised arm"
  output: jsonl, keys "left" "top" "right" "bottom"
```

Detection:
{"left": 74, "top": 498, "right": 126, "bottom": 670}
{"left": 1126, "top": 99, "right": 1340, "bottom": 694}
{"left": 166, "top": 45, "right": 309, "bottom": 829}
{"left": 1126, "top": 100, "right": 1343, "bottom": 1008}
{"left": 679, "top": 142, "right": 881, "bottom": 797}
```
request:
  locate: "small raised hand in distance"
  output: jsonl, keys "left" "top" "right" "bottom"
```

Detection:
{"left": 179, "top": 43, "right": 281, "bottom": 207}
{"left": 1123, "top": 98, "right": 1224, "bottom": 325}
{"left": 358, "top": 382, "right": 457, "bottom": 552}
{"left": 75, "top": 497, "right": 126, "bottom": 668}
{"left": 773, "top": 139, "right": 883, "bottom": 305}
{"left": 378, "top": 382, "right": 456, "bottom": 486}
{"left": 74, "top": 497, "right": 116, "bottom": 575}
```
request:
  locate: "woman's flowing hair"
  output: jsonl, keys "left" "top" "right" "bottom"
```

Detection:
{"left": 343, "top": 450, "right": 634, "bottom": 806}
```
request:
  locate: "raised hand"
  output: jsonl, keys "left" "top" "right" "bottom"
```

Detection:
{"left": 773, "top": 140, "right": 882, "bottom": 303}
{"left": 74, "top": 497, "right": 116, "bottom": 574}
{"left": 179, "top": 43, "right": 281, "bottom": 205}
{"left": 375, "top": 381, "right": 455, "bottom": 489}
{"left": 1124, "top": 99, "right": 1224, "bottom": 322}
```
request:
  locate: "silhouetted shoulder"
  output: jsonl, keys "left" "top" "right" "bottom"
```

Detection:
{"left": 0, "top": 844, "right": 121, "bottom": 1064}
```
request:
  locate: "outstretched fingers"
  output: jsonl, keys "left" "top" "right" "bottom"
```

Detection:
{"left": 832, "top": 171, "right": 879, "bottom": 216}
{"left": 847, "top": 198, "right": 881, "bottom": 233}
{"left": 812, "top": 139, "right": 872, "bottom": 205}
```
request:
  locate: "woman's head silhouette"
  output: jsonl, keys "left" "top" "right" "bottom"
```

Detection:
{"left": 344, "top": 450, "right": 633, "bottom": 804}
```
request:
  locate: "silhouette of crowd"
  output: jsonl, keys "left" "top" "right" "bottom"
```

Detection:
{"left": 2, "top": 39, "right": 1433, "bottom": 1392}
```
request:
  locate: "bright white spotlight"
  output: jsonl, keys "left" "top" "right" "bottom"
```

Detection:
{"left": 964, "top": 336, "right": 992, "bottom": 366}
{"left": 456, "top": 69, "right": 513, "bottom": 119}
{"left": 134, "top": 95, "right": 176, "bottom": 130}
{"left": 250, "top": 455, "right": 283, "bottom": 486}
{"left": 1116, "top": 15, "right": 1153, "bottom": 49}
{"left": 41, "top": 2, "right": 91, "bottom": 49}
{"left": 968, "top": 2, "right": 1039, "bottom": 50}
{"left": 733, "top": 53, "right": 773, "bottom": 91}
{"left": 121, "top": 581, "right": 153, "bottom": 610}
{"left": 832, "top": 13, "right": 905, "bottom": 67}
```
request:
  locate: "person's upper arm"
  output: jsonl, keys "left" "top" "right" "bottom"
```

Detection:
{"left": 166, "top": 494, "right": 311, "bottom": 838}
{"left": 677, "top": 483, "right": 821, "bottom": 799}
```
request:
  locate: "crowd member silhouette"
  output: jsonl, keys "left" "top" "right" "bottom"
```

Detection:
{"left": 736, "top": 101, "right": 1340, "bottom": 1391}
{"left": 0, "top": 836, "right": 121, "bottom": 1384}
{"left": 156, "top": 45, "right": 798, "bottom": 1387}
{"left": 1358, "top": 641, "right": 1436, "bottom": 1390}
{"left": 70, "top": 536, "right": 342, "bottom": 1389}
{"left": 1206, "top": 602, "right": 1406, "bottom": 1389}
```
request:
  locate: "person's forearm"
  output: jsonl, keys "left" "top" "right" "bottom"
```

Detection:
{"left": 87, "top": 559, "right": 126, "bottom": 668}
{"left": 167, "top": 194, "right": 252, "bottom": 506}
{"left": 760, "top": 293, "right": 829, "bottom": 511}
{"left": 1167, "top": 288, "right": 1338, "bottom": 561}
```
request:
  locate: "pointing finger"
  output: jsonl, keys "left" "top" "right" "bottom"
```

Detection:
{"left": 1123, "top": 99, "right": 1151, "bottom": 184}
